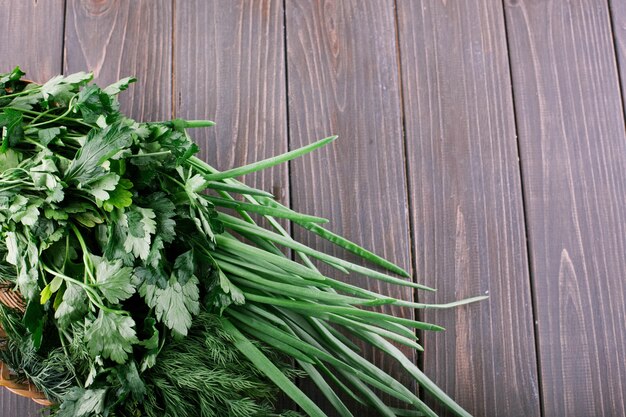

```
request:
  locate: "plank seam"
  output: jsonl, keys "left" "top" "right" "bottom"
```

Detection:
{"left": 605, "top": 0, "right": 626, "bottom": 137}
{"left": 171, "top": 0, "right": 176, "bottom": 119}
{"left": 499, "top": 2, "right": 545, "bottom": 416}
{"left": 282, "top": 1, "right": 301, "bottom": 412}
{"left": 61, "top": 0, "right": 68, "bottom": 74}
{"left": 392, "top": 0, "right": 423, "bottom": 401}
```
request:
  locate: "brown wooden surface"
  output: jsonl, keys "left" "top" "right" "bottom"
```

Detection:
{"left": 65, "top": 0, "right": 172, "bottom": 121}
{"left": 505, "top": 0, "right": 626, "bottom": 416}
{"left": 0, "top": 1, "right": 65, "bottom": 83}
{"left": 2, "top": 0, "right": 626, "bottom": 416}
{"left": 396, "top": 1, "right": 541, "bottom": 415}
{"left": 174, "top": 0, "right": 289, "bottom": 204}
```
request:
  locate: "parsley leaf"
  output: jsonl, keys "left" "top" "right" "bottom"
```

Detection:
{"left": 145, "top": 192, "right": 176, "bottom": 243}
{"left": 56, "top": 387, "right": 106, "bottom": 417}
{"left": 75, "top": 84, "right": 120, "bottom": 124}
{"left": 140, "top": 276, "right": 200, "bottom": 337}
{"left": 85, "top": 310, "right": 138, "bottom": 363}
{"left": 84, "top": 172, "right": 120, "bottom": 201}
{"left": 121, "top": 206, "right": 156, "bottom": 260}
{"left": 64, "top": 121, "right": 133, "bottom": 184}
{"left": 102, "top": 221, "right": 135, "bottom": 266}
{"left": 55, "top": 282, "right": 88, "bottom": 329}
{"left": 37, "top": 126, "right": 64, "bottom": 146}
{"left": 173, "top": 250, "right": 194, "bottom": 285}
{"left": 103, "top": 77, "right": 137, "bottom": 95}
{"left": 102, "top": 178, "right": 133, "bottom": 212}
{"left": 116, "top": 361, "right": 146, "bottom": 401}
{"left": 92, "top": 255, "right": 135, "bottom": 304}
{"left": 40, "top": 72, "right": 92, "bottom": 108}
{"left": 0, "top": 108, "right": 24, "bottom": 152}
{"left": 139, "top": 318, "right": 159, "bottom": 371}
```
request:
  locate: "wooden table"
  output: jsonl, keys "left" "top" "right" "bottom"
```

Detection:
{"left": 1, "top": 1, "right": 625, "bottom": 416}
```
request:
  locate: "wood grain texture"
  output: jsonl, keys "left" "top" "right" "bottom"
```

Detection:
{"left": 0, "top": 0, "right": 64, "bottom": 414}
{"left": 64, "top": 0, "right": 172, "bottom": 121}
{"left": 0, "top": 0, "right": 65, "bottom": 81}
{"left": 396, "top": 1, "right": 541, "bottom": 416}
{"left": 174, "top": 0, "right": 289, "bottom": 203}
{"left": 505, "top": 0, "right": 626, "bottom": 416}
{"left": 285, "top": 1, "right": 414, "bottom": 413}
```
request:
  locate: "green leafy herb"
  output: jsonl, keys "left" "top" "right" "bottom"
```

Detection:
{"left": 85, "top": 310, "right": 138, "bottom": 364}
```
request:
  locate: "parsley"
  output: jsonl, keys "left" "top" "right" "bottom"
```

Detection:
{"left": 140, "top": 276, "right": 200, "bottom": 337}
{"left": 85, "top": 310, "right": 138, "bottom": 364}
{"left": 92, "top": 256, "right": 134, "bottom": 304}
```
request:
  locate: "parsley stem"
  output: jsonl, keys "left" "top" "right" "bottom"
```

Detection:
{"left": 62, "top": 234, "right": 70, "bottom": 272}
{"left": 3, "top": 107, "right": 94, "bottom": 128}
{"left": 69, "top": 223, "right": 96, "bottom": 284}
{"left": 27, "top": 106, "right": 58, "bottom": 125}
{"left": 0, "top": 184, "right": 24, "bottom": 193}
{"left": 160, "top": 172, "right": 186, "bottom": 188}
{"left": 41, "top": 265, "right": 85, "bottom": 287}
{"left": 42, "top": 264, "right": 122, "bottom": 315}
{"left": 28, "top": 96, "right": 77, "bottom": 128}
{"left": 187, "top": 156, "right": 217, "bottom": 174}
{"left": 0, "top": 85, "right": 42, "bottom": 99}
{"left": 200, "top": 136, "right": 337, "bottom": 181}
{"left": 24, "top": 138, "right": 47, "bottom": 150}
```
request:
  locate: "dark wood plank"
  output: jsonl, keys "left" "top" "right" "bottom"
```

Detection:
{"left": 0, "top": 0, "right": 64, "bottom": 81}
{"left": 174, "top": 0, "right": 289, "bottom": 204}
{"left": 285, "top": 1, "right": 414, "bottom": 413}
{"left": 0, "top": 1, "right": 64, "bottom": 414}
{"left": 396, "top": 1, "right": 542, "bottom": 416}
{"left": 64, "top": 0, "right": 172, "bottom": 121}
{"left": 0, "top": 393, "right": 42, "bottom": 417}
{"left": 505, "top": 1, "right": 626, "bottom": 416}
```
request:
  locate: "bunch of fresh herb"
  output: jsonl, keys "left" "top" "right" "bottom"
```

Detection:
{"left": 0, "top": 67, "right": 484, "bottom": 417}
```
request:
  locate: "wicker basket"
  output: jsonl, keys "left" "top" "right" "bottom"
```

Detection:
{"left": 0, "top": 285, "right": 53, "bottom": 406}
